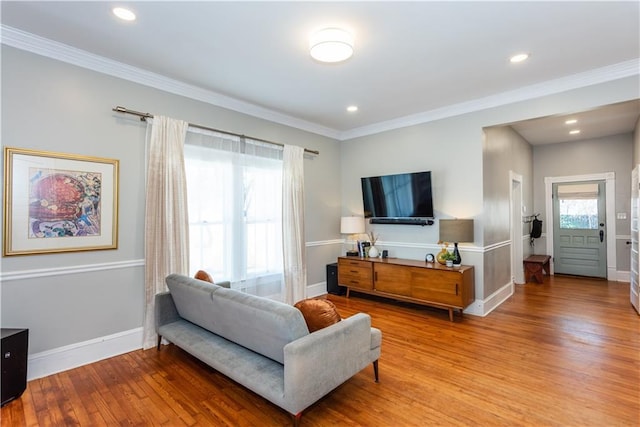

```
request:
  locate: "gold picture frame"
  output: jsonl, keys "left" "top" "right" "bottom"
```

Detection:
{"left": 3, "top": 147, "right": 119, "bottom": 256}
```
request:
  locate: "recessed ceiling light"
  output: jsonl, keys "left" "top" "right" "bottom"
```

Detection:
{"left": 113, "top": 7, "right": 136, "bottom": 21}
{"left": 510, "top": 53, "right": 530, "bottom": 63}
{"left": 565, "top": 119, "right": 578, "bottom": 125}
{"left": 569, "top": 130, "right": 581, "bottom": 135}
{"left": 347, "top": 105, "right": 358, "bottom": 113}
{"left": 309, "top": 28, "right": 354, "bottom": 63}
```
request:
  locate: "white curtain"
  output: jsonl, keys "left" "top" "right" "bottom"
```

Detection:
{"left": 184, "top": 129, "right": 285, "bottom": 300}
{"left": 142, "top": 116, "right": 190, "bottom": 350}
{"left": 282, "top": 145, "right": 306, "bottom": 305}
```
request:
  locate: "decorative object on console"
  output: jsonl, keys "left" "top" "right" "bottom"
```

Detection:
{"left": 425, "top": 253, "right": 435, "bottom": 263}
{"left": 439, "top": 219, "right": 474, "bottom": 267}
{"left": 436, "top": 242, "right": 450, "bottom": 265}
{"left": 341, "top": 216, "right": 365, "bottom": 256}
{"left": 367, "top": 231, "right": 380, "bottom": 258}
{"left": 441, "top": 250, "right": 457, "bottom": 267}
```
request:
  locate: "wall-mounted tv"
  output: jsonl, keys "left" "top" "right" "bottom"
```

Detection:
{"left": 361, "top": 171, "right": 434, "bottom": 220}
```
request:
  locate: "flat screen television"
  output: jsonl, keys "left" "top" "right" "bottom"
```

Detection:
{"left": 361, "top": 171, "right": 434, "bottom": 219}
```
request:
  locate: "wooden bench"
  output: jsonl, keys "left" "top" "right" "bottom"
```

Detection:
{"left": 523, "top": 255, "right": 551, "bottom": 283}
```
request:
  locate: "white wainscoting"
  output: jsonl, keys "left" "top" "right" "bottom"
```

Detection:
{"left": 28, "top": 327, "right": 143, "bottom": 381}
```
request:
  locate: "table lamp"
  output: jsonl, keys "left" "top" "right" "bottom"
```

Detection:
{"left": 341, "top": 216, "right": 365, "bottom": 256}
{"left": 439, "top": 219, "right": 474, "bottom": 266}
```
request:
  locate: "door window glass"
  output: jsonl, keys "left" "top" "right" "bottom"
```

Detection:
{"left": 557, "top": 183, "right": 599, "bottom": 229}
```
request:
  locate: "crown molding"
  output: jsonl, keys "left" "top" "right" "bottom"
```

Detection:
{"left": 3, "top": 25, "right": 637, "bottom": 142}
{"left": 0, "top": 25, "right": 341, "bottom": 140}
{"left": 339, "top": 58, "right": 640, "bottom": 140}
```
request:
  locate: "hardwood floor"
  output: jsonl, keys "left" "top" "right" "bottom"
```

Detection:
{"left": 2, "top": 275, "right": 639, "bottom": 426}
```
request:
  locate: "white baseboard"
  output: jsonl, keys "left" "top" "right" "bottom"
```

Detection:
{"left": 464, "top": 281, "right": 514, "bottom": 317}
{"left": 616, "top": 270, "right": 630, "bottom": 283}
{"left": 28, "top": 327, "right": 143, "bottom": 381}
{"left": 307, "top": 281, "right": 328, "bottom": 298}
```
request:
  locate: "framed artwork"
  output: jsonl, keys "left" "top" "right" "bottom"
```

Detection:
{"left": 3, "top": 147, "right": 119, "bottom": 256}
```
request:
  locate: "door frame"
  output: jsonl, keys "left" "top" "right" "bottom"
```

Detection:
{"left": 544, "top": 172, "right": 616, "bottom": 280}
{"left": 510, "top": 171, "right": 525, "bottom": 284}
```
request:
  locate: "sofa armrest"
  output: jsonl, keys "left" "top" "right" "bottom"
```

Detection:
{"left": 282, "top": 312, "right": 380, "bottom": 415}
{"left": 155, "top": 291, "right": 180, "bottom": 330}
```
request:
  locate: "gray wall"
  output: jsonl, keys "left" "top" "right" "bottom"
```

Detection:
{"left": 532, "top": 133, "right": 633, "bottom": 271}
{"left": 482, "top": 126, "right": 533, "bottom": 297}
{"left": 1, "top": 47, "right": 342, "bottom": 354}
{"left": 341, "top": 77, "right": 639, "bottom": 306}
{"left": 2, "top": 43, "right": 639, "bottom": 363}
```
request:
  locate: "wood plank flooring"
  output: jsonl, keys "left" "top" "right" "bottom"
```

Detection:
{"left": 2, "top": 275, "right": 639, "bottom": 426}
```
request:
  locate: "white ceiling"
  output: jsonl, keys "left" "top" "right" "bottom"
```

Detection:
{"left": 2, "top": 1, "right": 639, "bottom": 142}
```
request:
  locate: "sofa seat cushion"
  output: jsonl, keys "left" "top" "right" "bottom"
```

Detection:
{"left": 294, "top": 298, "right": 341, "bottom": 332}
{"left": 158, "top": 319, "right": 285, "bottom": 404}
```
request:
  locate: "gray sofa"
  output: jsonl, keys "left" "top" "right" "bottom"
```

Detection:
{"left": 155, "top": 274, "right": 381, "bottom": 425}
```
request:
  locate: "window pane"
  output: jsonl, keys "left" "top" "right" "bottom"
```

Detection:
{"left": 559, "top": 198, "right": 598, "bottom": 229}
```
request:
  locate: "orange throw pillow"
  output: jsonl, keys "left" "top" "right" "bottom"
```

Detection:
{"left": 294, "top": 298, "right": 341, "bottom": 333}
{"left": 194, "top": 270, "right": 214, "bottom": 284}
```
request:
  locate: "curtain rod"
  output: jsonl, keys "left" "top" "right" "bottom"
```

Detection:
{"left": 112, "top": 106, "right": 319, "bottom": 155}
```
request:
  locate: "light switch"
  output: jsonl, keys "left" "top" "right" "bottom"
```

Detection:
{"left": 617, "top": 212, "right": 627, "bottom": 220}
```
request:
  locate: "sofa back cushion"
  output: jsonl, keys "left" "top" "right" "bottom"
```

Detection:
{"left": 209, "top": 287, "right": 309, "bottom": 364}
{"left": 166, "top": 273, "right": 222, "bottom": 331}
{"left": 165, "top": 274, "right": 309, "bottom": 364}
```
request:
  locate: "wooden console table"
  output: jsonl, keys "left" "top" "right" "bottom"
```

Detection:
{"left": 337, "top": 256, "right": 475, "bottom": 321}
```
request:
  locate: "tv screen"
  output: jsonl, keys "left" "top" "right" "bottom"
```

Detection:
{"left": 361, "top": 171, "right": 434, "bottom": 218}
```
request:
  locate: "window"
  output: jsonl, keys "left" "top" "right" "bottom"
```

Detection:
{"left": 557, "top": 183, "right": 599, "bottom": 230}
{"left": 184, "top": 130, "right": 284, "bottom": 298}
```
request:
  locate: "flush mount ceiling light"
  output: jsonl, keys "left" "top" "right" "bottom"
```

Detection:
{"left": 510, "top": 53, "right": 530, "bottom": 63}
{"left": 113, "top": 7, "right": 136, "bottom": 21}
{"left": 565, "top": 119, "right": 578, "bottom": 125}
{"left": 309, "top": 28, "right": 354, "bottom": 63}
{"left": 347, "top": 105, "right": 358, "bottom": 112}
{"left": 569, "top": 129, "right": 581, "bottom": 135}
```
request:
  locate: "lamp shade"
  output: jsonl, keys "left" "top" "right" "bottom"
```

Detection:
{"left": 439, "top": 219, "right": 474, "bottom": 243}
{"left": 341, "top": 216, "right": 365, "bottom": 234}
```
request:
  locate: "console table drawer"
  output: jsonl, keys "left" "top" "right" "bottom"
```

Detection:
{"left": 338, "top": 259, "right": 373, "bottom": 290}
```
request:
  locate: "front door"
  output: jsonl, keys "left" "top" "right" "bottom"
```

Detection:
{"left": 552, "top": 181, "right": 606, "bottom": 278}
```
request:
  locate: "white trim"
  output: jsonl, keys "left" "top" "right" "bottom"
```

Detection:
{"left": 0, "top": 25, "right": 340, "bottom": 140}
{"left": 305, "top": 239, "right": 343, "bottom": 247}
{"left": 544, "top": 172, "right": 616, "bottom": 280}
{"left": 483, "top": 240, "right": 512, "bottom": 252}
{"left": 340, "top": 60, "right": 640, "bottom": 140}
{"left": 617, "top": 270, "right": 630, "bottom": 283}
{"left": 306, "top": 281, "right": 328, "bottom": 298}
{"left": 27, "top": 327, "right": 143, "bottom": 381}
{"left": 0, "top": 259, "right": 144, "bottom": 282}
{"left": 464, "top": 281, "right": 514, "bottom": 317}
{"left": 510, "top": 171, "right": 525, "bottom": 284}
{"left": 3, "top": 25, "right": 638, "bottom": 141}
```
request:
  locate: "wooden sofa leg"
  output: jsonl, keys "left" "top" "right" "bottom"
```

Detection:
{"left": 156, "top": 335, "right": 162, "bottom": 351}
{"left": 292, "top": 412, "right": 303, "bottom": 426}
{"left": 373, "top": 360, "right": 379, "bottom": 383}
